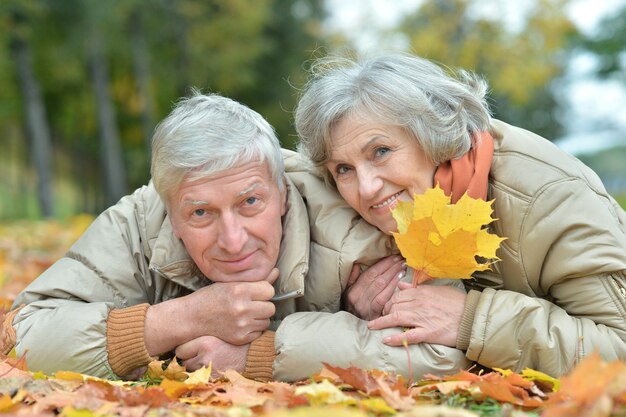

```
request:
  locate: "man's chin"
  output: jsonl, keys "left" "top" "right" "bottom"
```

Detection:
{"left": 210, "top": 267, "right": 272, "bottom": 283}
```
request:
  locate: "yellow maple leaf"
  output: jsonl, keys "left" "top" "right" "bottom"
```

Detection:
{"left": 185, "top": 364, "right": 213, "bottom": 385}
{"left": 391, "top": 185, "right": 506, "bottom": 285}
{"left": 520, "top": 368, "right": 560, "bottom": 392}
{"left": 160, "top": 378, "right": 189, "bottom": 398}
{"left": 495, "top": 367, "right": 560, "bottom": 392}
{"left": 295, "top": 379, "right": 357, "bottom": 407}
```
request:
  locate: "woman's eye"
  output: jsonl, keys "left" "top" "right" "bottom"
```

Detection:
{"left": 336, "top": 165, "right": 351, "bottom": 175}
{"left": 375, "top": 147, "right": 391, "bottom": 158}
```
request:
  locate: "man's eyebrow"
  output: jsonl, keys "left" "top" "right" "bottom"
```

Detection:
{"left": 182, "top": 200, "right": 209, "bottom": 207}
{"left": 179, "top": 182, "right": 265, "bottom": 207}
{"left": 238, "top": 182, "right": 262, "bottom": 196}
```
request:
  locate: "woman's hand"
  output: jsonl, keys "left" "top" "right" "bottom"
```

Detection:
{"left": 368, "top": 281, "right": 466, "bottom": 347}
{"left": 343, "top": 255, "right": 407, "bottom": 320}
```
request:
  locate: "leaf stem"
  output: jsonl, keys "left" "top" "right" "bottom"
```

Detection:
{"left": 412, "top": 269, "right": 430, "bottom": 286}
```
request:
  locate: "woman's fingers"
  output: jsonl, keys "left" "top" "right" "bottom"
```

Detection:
{"left": 367, "top": 311, "right": 408, "bottom": 329}
{"left": 347, "top": 263, "right": 361, "bottom": 287}
{"left": 344, "top": 256, "right": 406, "bottom": 320}
{"left": 382, "top": 327, "right": 428, "bottom": 346}
{"left": 376, "top": 270, "right": 406, "bottom": 315}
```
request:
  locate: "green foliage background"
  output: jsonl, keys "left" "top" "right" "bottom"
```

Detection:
{"left": 1, "top": 0, "right": 625, "bottom": 219}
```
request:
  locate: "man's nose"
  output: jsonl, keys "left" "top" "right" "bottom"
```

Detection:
{"left": 217, "top": 213, "right": 247, "bottom": 254}
{"left": 357, "top": 167, "right": 383, "bottom": 200}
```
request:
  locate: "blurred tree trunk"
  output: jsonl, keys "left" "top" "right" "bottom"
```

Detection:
{"left": 88, "top": 28, "right": 127, "bottom": 206}
{"left": 171, "top": 0, "right": 190, "bottom": 96}
{"left": 129, "top": 8, "right": 156, "bottom": 158}
{"left": 10, "top": 12, "right": 54, "bottom": 218}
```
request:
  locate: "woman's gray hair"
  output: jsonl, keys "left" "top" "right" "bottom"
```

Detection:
{"left": 151, "top": 90, "right": 284, "bottom": 204}
{"left": 295, "top": 52, "right": 492, "bottom": 183}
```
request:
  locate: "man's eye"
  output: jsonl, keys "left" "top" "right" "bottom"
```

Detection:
{"left": 193, "top": 208, "right": 206, "bottom": 216}
{"left": 245, "top": 197, "right": 258, "bottom": 205}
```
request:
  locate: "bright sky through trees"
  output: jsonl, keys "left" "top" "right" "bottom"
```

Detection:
{"left": 325, "top": 0, "right": 626, "bottom": 155}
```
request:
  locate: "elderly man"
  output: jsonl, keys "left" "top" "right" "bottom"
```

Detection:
{"left": 2, "top": 92, "right": 469, "bottom": 381}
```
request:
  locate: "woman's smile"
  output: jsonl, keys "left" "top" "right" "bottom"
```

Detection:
{"left": 371, "top": 191, "right": 402, "bottom": 210}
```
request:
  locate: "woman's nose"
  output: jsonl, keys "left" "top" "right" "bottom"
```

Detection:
{"left": 357, "top": 167, "right": 384, "bottom": 200}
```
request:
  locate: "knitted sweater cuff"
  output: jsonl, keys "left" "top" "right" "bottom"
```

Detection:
{"left": 106, "top": 303, "right": 153, "bottom": 377}
{"left": 243, "top": 331, "right": 275, "bottom": 382}
{"left": 456, "top": 290, "right": 480, "bottom": 351}
{"left": 1, "top": 305, "right": 23, "bottom": 355}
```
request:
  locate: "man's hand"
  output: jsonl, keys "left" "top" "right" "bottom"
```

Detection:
{"left": 175, "top": 336, "right": 249, "bottom": 375}
{"left": 144, "top": 268, "right": 279, "bottom": 356}
{"left": 189, "top": 270, "right": 278, "bottom": 344}
{"left": 343, "top": 256, "right": 406, "bottom": 320}
{"left": 367, "top": 282, "right": 466, "bottom": 347}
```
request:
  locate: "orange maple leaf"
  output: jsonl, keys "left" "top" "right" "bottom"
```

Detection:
{"left": 320, "top": 363, "right": 380, "bottom": 394}
{"left": 542, "top": 352, "right": 626, "bottom": 417}
{"left": 391, "top": 185, "right": 506, "bottom": 285}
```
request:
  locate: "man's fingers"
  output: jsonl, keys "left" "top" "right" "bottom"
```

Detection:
{"left": 381, "top": 300, "right": 388, "bottom": 316}
{"left": 175, "top": 340, "right": 198, "bottom": 361}
{"left": 236, "top": 330, "right": 263, "bottom": 345}
{"left": 266, "top": 268, "right": 280, "bottom": 285}
{"left": 246, "top": 280, "right": 276, "bottom": 301}
{"left": 181, "top": 358, "right": 199, "bottom": 371}
{"left": 223, "top": 324, "right": 263, "bottom": 345}
{"left": 397, "top": 280, "right": 412, "bottom": 290}
{"left": 248, "top": 317, "right": 271, "bottom": 335}
{"left": 255, "top": 301, "right": 276, "bottom": 320}
{"left": 230, "top": 303, "right": 273, "bottom": 330}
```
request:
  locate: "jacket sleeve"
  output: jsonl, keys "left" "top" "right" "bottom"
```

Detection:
{"left": 462, "top": 178, "right": 626, "bottom": 376}
{"left": 10, "top": 188, "right": 157, "bottom": 378}
{"left": 273, "top": 311, "right": 471, "bottom": 382}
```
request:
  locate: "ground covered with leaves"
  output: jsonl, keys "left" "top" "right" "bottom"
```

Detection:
{"left": 1, "top": 217, "right": 626, "bottom": 417}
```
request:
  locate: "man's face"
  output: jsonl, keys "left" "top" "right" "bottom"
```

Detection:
{"left": 168, "top": 160, "right": 286, "bottom": 283}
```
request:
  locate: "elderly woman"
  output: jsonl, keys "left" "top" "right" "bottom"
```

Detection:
{"left": 295, "top": 52, "right": 626, "bottom": 377}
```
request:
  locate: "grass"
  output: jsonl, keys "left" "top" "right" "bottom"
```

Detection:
{"left": 615, "top": 193, "right": 626, "bottom": 210}
{"left": 415, "top": 391, "right": 541, "bottom": 417}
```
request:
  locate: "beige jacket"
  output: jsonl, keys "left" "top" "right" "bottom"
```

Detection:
{"left": 6, "top": 149, "right": 469, "bottom": 380}
{"left": 455, "top": 120, "right": 626, "bottom": 376}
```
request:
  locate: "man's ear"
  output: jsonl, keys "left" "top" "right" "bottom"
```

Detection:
{"left": 167, "top": 205, "right": 182, "bottom": 239}
{"left": 170, "top": 219, "right": 182, "bottom": 239}
{"left": 280, "top": 177, "right": 287, "bottom": 216}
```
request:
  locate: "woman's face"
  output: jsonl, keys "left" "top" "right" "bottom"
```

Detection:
{"left": 326, "top": 113, "right": 436, "bottom": 234}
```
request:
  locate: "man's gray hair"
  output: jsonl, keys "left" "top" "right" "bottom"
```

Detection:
{"left": 151, "top": 90, "right": 284, "bottom": 204}
{"left": 295, "top": 52, "right": 492, "bottom": 183}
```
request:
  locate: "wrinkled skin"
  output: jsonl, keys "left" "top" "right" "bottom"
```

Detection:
{"left": 328, "top": 113, "right": 467, "bottom": 347}
{"left": 144, "top": 160, "right": 286, "bottom": 364}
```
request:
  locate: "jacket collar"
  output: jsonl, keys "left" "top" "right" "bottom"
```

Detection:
{"left": 148, "top": 176, "right": 309, "bottom": 298}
